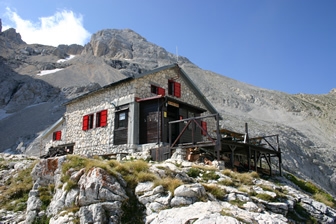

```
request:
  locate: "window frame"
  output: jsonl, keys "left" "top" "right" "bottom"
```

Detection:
{"left": 82, "top": 113, "right": 94, "bottom": 131}
{"left": 115, "top": 109, "right": 129, "bottom": 130}
{"left": 96, "top": 109, "right": 108, "bottom": 128}
{"left": 168, "top": 80, "right": 181, "bottom": 98}
{"left": 151, "top": 85, "right": 165, "bottom": 96}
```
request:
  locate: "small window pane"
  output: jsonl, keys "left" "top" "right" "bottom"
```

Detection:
{"left": 119, "top": 112, "right": 126, "bottom": 121}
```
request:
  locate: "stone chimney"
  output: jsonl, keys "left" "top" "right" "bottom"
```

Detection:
{"left": 0, "top": 18, "right": 2, "bottom": 33}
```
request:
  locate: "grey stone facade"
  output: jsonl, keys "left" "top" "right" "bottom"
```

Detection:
{"left": 44, "top": 65, "right": 218, "bottom": 157}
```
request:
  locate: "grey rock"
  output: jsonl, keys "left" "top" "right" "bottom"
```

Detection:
{"left": 170, "top": 196, "right": 193, "bottom": 207}
{"left": 77, "top": 167, "right": 128, "bottom": 206}
{"left": 173, "top": 183, "right": 206, "bottom": 198}
{"left": 135, "top": 181, "right": 154, "bottom": 195}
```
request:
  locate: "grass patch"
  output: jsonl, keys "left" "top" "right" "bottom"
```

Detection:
{"left": 203, "top": 184, "right": 226, "bottom": 200}
{"left": 33, "top": 214, "right": 51, "bottom": 224}
{"left": 154, "top": 177, "right": 182, "bottom": 195}
{"left": 313, "top": 192, "right": 335, "bottom": 208}
{"left": 192, "top": 164, "right": 217, "bottom": 171}
{"left": 187, "top": 166, "right": 220, "bottom": 182}
{"left": 285, "top": 173, "right": 335, "bottom": 208}
{"left": 202, "top": 170, "right": 220, "bottom": 181}
{"left": 255, "top": 193, "right": 274, "bottom": 202}
{"left": 0, "top": 161, "right": 37, "bottom": 212}
{"left": 236, "top": 172, "right": 255, "bottom": 185}
{"left": 286, "top": 203, "right": 318, "bottom": 223}
{"left": 237, "top": 186, "right": 250, "bottom": 193}
{"left": 229, "top": 199, "right": 245, "bottom": 208}
{"left": 187, "top": 167, "right": 202, "bottom": 178}
{"left": 221, "top": 169, "right": 258, "bottom": 186}
{"left": 218, "top": 178, "right": 235, "bottom": 187}
{"left": 38, "top": 184, "right": 55, "bottom": 210}
{"left": 116, "top": 160, "right": 155, "bottom": 188}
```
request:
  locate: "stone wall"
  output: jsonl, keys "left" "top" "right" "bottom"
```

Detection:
{"left": 133, "top": 66, "right": 217, "bottom": 138}
{"left": 53, "top": 66, "right": 217, "bottom": 156}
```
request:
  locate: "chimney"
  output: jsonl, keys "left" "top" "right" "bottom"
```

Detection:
{"left": 0, "top": 18, "right": 2, "bottom": 33}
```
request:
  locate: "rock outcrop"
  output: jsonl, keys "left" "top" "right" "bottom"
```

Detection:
{"left": 0, "top": 154, "right": 335, "bottom": 224}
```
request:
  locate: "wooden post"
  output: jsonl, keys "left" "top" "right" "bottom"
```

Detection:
{"left": 231, "top": 148, "right": 235, "bottom": 169}
{"left": 216, "top": 113, "right": 221, "bottom": 161}
{"left": 268, "top": 153, "right": 272, "bottom": 176}
{"left": 254, "top": 149, "right": 257, "bottom": 171}
{"left": 245, "top": 123, "right": 251, "bottom": 171}
{"left": 277, "top": 135, "right": 282, "bottom": 176}
{"left": 169, "top": 123, "right": 172, "bottom": 147}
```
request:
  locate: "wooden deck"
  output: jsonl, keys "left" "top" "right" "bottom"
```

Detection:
{"left": 167, "top": 114, "right": 282, "bottom": 176}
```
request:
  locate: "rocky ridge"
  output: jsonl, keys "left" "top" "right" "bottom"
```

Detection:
{"left": 0, "top": 28, "right": 335, "bottom": 198}
{"left": 0, "top": 153, "right": 335, "bottom": 224}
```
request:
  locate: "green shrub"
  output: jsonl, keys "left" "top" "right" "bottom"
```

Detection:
{"left": 202, "top": 170, "right": 220, "bottom": 181}
{"left": 187, "top": 167, "right": 201, "bottom": 178}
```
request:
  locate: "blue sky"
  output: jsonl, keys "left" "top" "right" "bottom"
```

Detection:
{"left": 1, "top": 0, "right": 335, "bottom": 94}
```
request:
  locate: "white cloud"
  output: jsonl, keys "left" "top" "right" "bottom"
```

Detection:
{"left": 4, "top": 8, "right": 91, "bottom": 46}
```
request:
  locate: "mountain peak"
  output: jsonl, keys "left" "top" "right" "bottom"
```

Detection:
{"left": 1, "top": 28, "right": 25, "bottom": 45}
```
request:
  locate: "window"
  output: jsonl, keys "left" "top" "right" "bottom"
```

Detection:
{"left": 115, "top": 110, "right": 128, "bottom": 129}
{"left": 82, "top": 114, "right": 94, "bottom": 131}
{"left": 96, "top": 110, "right": 108, "bottom": 127}
{"left": 53, "top": 131, "right": 62, "bottom": 141}
{"left": 151, "top": 85, "right": 165, "bottom": 96}
{"left": 168, "top": 80, "right": 181, "bottom": 98}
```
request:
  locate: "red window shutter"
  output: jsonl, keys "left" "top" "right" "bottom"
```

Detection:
{"left": 53, "top": 131, "right": 62, "bottom": 141}
{"left": 174, "top": 82, "right": 181, "bottom": 98}
{"left": 158, "top": 87, "right": 165, "bottom": 96}
{"left": 56, "top": 131, "right": 62, "bottom": 140}
{"left": 82, "top": 115, "right": 89, "bottom": 130}
{"left": 100, "top": 110, "right": 108, "bottom": 127}
{"left": 201, "top": 121, "right": 207, "bottom": 136}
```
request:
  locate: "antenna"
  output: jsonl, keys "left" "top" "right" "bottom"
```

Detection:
{"left": 176, "top": 46, "right": 179, "bottom": 64}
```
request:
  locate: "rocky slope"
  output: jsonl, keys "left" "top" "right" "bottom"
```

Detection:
{"left": 0, "top": 153, "right": 335, "bottom": 224}
{"left": 0, "top": 28, "right": 335, "bottom": 198}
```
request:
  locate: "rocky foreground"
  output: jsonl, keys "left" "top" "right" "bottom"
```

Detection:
{"left": 0, "top": 153, "right": 335, "bottom": 224}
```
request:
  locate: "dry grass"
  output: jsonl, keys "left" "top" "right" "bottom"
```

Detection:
{"left": 203, "top": 184, "right": 226, "bottom": 200}
{"left": 218, "top": 178, "right": 235, "bottom": 187}
{"left": 313, "top": 192, "right": 335, "bottom": 208}
{"left": 192, "top": 164, "right": 217, "bottom": 171}
{"left": 154, "top": 177, "right": 182, "bottom": 195}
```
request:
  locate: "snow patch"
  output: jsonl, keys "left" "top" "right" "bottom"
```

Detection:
{"left": 37, "top": 68, "right": 63, "bottom": 76}
{"left": 57, "top": 55, "right": 75, "bottom": 63}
